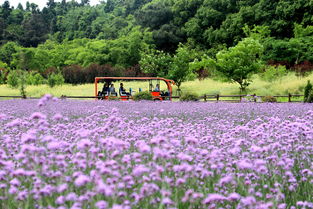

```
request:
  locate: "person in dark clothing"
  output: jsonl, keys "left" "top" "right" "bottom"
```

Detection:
{"left": 119, "top": 83, "right": 131, "bottom": 96}
{"left": 102, "top": 83, "right": 110, "bottom": 95}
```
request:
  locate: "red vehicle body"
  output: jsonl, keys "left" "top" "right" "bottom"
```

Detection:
{"left": 95, "top": 77, "right": 175, "bottom": 101}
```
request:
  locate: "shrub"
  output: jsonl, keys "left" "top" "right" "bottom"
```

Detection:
{"left": 133, "top": 91, "right": 153, "bottom": 101}
{"left": 0, "top": 69, "right": 7, "bottom": 84}
{"left": 124, "top": 64, "right": 149, "bottom": 77}
{"left": 180, "top": 92, "right": 199, "bottom": 101}
{"left": 262, "top": 96, "right": 277, "bottom": 103}
{"left": 42, "top": 67, "right": 58, "bottom": 79}
{"left": 304, "top": 80, "right": 313, "bottom": 102}
{"left": 0, "top": 73, "right": 4, "bottom": 84}
{"left": 7, "top": 70, "right": 27, "bottom": 97}
{"left": 62, "top": 65, "right": 85, "bottom": 84}
{"left": 48, "top": 73, "right": 65, "bottom": 88}
{"left": 26, "top": 72, "right": 45, "bottom": 85}
{"left": 260, "top": 65, "right": 287, "bottom": 82}
{"left": 306, "top": 92, "right": 313, "bottom": 103}
{"left": 84, "top": 63, "right": 121, "bottom": 83}
{"left": 19, "top": 71, "right": 27, "bottom": 98}
{"left": 7, "top": 70, "right": 20, "bottom": 88}
{"left": 293, "top": 61, "right": 313, "bottom": 77}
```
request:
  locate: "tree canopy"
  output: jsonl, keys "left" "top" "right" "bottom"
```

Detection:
{"left": 0, "top": 0, "right": 312, "bottom": 87}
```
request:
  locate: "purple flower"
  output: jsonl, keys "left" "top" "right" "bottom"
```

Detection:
{"left": 162, "top": 197, "right": 173, "bottom": 205}
{"left": 52, "top": 113, "right": 63, "bottom": 121}
{"left": 240, "top": 196, "right": 256, "bottom": 206}
{"left": 137, "top": 143, "right": 151, "bottom": 153}
{"left": 74, "top": 175, "right": 90, "bottom": 187}
{"left": 111, "top": 204, "right": 125, "bottom": 209}
{"left": 228, "top": 193, "right": 241, "bottom": 201}
{"left": 57, "top": 183, "right": 68, "bottom": 193}
{"left": 17, "top": 190, "right": 28, "bottom": 201}
{"left": 202, "top": 193, "right": 226, "bottom": 204}
{"left": 10, "top": 178, "right": 21, "bottom": 187}
{"left": 65, "top": 192, "right": 77, "bottom": 202}
{"left": 185, "top": 136, "right": 198, "bottom": 145}
{"left": 237, "top": 160, "right": 253, "bottom": 170}
{"left": 96, "top": 180, "right": 114, "bottom": 196}
{"left": 9, "top": 186, "right": 18, "bottom": 194}
{"left": 47, "top": 141, "right": 61, "bottom": 150}
{"left": 56, "top": 196, "right": 65, "bottom": 205}
{"left": 77, "top": 139, "right": 93, "bottom": 150}
{"left": 132, "top": 165, "right": 149, "bottom": 177}
{"left": 177, "top": 153, "right": 193, "bottom": 161}
{"left": 0, "top": 99, "right": 312, "bottom": 208}
{"left": 95, "top": 200, "right": 108, "bottom": 209}
{"left": 278, "top": 203, "right": 287, "bottom": 209}
{"left": 219, "top": 175, "right": 233, "bottom": 185}
{"left": 21, "top": 132, "right": 37, "bottom": 143}
{"left": 30, "top": 112, "right": 46, "bottom": 120}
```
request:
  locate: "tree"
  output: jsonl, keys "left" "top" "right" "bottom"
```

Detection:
{"left": 139, "top": 47, "right": 172, "bottom": 77}
{"left": 168, "top": 43, "right": 196, "bottom": 90}
{"left": 81, "top": 0, "right": 90, "bottom": 6}
{"left": 1, "top": 1, "right": 12, "bottom": 20}
{"left": 21, "top": 14, "right": 49, "bottom": 47}
{"left": 189, "top": 54, "right": 215, "bottom": 80}
{"left": 214, "top": 37, "right": 264, "bottom": 92}
{"left": 0, "top": 41, "right": 19, "bottom": 67}
{"left": 140, "top": 43, "right": 198, "bottom": 89}
{"left": 12, "top": 48, "right": 37, "bottom": 71}
{"left": 304, "top": 80, "right": 312, "bottom": 103}
{"left": 17, "top": 3, "right": 24, "bottom": 10}
{"left": 7, "top": 70, "right": 27, "bottom": 98}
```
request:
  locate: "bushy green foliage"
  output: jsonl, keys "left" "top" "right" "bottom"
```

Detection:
{"left": 19, "top": 71, "right": 27, "bottom": 98}
{"left": 189, "top": 55, "right": 216, "bottom": 80}
{"left": 7, "top": 70, "right": 20, "bottom": 88}
{"left": 213, "top": 38, "right": 264, "bottom": 92}
{"left": 180, "top": 92, "right": 199, "bottom": 101}
{"left": 260, "top": 65, "right": 287, "bottom": 82}
{"left": 139, "top": 48, "right": 172, "bottom": 77}
{"left": 262, "top": 96, "right": 277, "bottom": 103}
{"left": 0, "top": 0, "right": 312, "bottom": 85}
{"left": 168, "top": 43, "right": 197, "bottom": 89}
{"left": 0, "top": 73, "right": 5, "bottom": 84}
{"left": 304, "top": 80, "right": 313, "bottom": 102}
{"left": 0, "top": 68, "right": 7, "bottom": 84}
{"left": 263, "top": 25, "right": 313, "bottom": 68}
{"left": 26, "top": 72, "right": 46, "bottom": 85}
{"left": 0, "top": 42, "right": 19, "bottom": 68}
{"left": 48, "top": 73, "right": 65, "bottom": 88}
{"left": 133, "top": 91, "right": 153, "bottom": 101}
{"left": 307, "top": 92, "right": 313, "bottom": 103}
{"left": 6, "top": 70, "right": 27, "bottom": 97}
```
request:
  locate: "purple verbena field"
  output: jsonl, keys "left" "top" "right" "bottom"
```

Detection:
{"left": 0, "top": 95, "right": 313, "bottom": 209}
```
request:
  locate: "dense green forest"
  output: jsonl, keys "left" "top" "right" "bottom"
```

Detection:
{"left": 0, "top": 0, "right": 312, "bottom": 89}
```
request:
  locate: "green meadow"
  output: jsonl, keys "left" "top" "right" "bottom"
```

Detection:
{"left": 1, "top": 73, "right": 312, "bottom": 100}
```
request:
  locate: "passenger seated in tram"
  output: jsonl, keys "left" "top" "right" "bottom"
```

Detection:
{"left": 109, "top": 84, "right": 117, "bottom": 96}
{"left": 154, "top": 84, "right": 160, "bottom": 92}
{"left": 101, "top": 83, "right": 110, "bottom": 96}
{"left": 119, "top": 83, "right": 131, "bottom": 96}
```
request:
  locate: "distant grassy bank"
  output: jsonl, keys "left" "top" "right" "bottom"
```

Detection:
{"left": 1, "top": 73, "right": 312, "bottom": 98}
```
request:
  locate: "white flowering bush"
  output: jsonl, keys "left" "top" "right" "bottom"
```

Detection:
{"left": 0, "top": 96, "right": 313, "bottom": 209}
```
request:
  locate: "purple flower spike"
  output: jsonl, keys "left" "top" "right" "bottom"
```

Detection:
{"left": 202, "top": 193, "right": 226, "bottom": 204}
{"left": 74, "top": 175, "right": 90, "bottom": 187}
{"left": 95, "top": 200, "right": 108, "bottom": 209}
